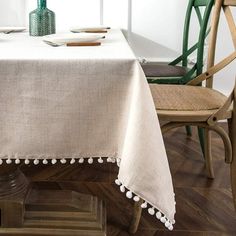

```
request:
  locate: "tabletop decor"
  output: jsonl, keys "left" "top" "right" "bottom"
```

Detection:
{"left": 29, "top": 0, "right": 55, "bottom": 36}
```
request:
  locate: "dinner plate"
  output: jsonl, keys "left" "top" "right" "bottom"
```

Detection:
{"left": 0, "top": 27, "right": 26, "bottom": 33}
{"left": 43, "top": 33, "right": 105, "bottom": 45}
{"left": 70, "top": 26, "right": 110, "bottom": 33}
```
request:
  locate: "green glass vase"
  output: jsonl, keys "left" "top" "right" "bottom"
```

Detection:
{"left": 29, "top": 0, "right": 56, "bottom": 36}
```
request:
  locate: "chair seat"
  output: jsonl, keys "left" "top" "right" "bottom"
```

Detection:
{"left": 142, "top": 64, "right": 187, "bottom": 77}
{"left": 150, "top": 84, "right": 232, "bottom": 122}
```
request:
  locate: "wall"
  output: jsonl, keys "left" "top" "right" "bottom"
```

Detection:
{"left": 0, "top": 0, "right": 235, "bottom": 95}
{"left": 0, "top": 0, "right": 26, "bottom": 26}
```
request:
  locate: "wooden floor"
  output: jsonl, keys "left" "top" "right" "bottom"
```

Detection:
{"left": 20, "top": 124, "right": 236, "bottom": 236}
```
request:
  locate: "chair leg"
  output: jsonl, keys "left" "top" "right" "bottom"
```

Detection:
{"left": 204, "top": 129, "right": 214, "bottom": 179}
{"left": 185, "top": 126, "right": 192, "bottom": 136}
{"left": 128, "top": 200, "right": 143, "bottom": 234}
{"left": 228, "top": 118, "right": 236, "bottom": 209}
{"left": 198, "top": 127, "right": 205, "bottom": 159}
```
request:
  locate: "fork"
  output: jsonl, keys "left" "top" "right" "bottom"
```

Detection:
{"left": 43, "top": 40, "right": 64, "bottom": 47}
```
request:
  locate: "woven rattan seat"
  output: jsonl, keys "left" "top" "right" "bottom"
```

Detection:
{"left": 150, "top": 84, "right": 227, "bottom": 111}
{"left": 142, "top": 64, "right": 187, "bottom": 77}
{"left": 150, "top": 84, "right": 232, "bottom": 122}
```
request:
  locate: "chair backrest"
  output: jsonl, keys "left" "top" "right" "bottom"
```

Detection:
{"left": 170, "top": 0, "right": 215, "bottom": 83}
{"left": 188, "top": 0, "right": 236, "bottom": 87}
{"left": 206, "top": 0, "right": 236, "bottom": 88}
{"left": 187, "top": 0, "right": 236, "bottom": 135}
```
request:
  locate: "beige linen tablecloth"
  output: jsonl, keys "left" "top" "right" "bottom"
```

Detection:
{"left": 0, "top": 29, "right": 175, "bottom": 228}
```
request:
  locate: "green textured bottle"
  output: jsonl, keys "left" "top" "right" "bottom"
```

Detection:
{"left": 29, "top": 0, "right": 56, "bottom": 36}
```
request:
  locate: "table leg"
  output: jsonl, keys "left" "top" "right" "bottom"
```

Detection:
{"left": 128, "top": 200, "right": 143, "bottom": 234}
{"left": 0, "top": 165, "right": 106, "bottom": 236}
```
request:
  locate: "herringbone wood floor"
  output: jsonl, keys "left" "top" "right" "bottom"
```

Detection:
{"left": 20, "top": 124, "right": 236, "bottom": 236}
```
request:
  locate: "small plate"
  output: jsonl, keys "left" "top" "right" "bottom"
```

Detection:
{"left": 70, "top": 26, "right": 110, "bottom": 33}
{"left": 43, "top": 33, "right": 105, "bottom": 45}
{"left": 0, "top": 27, "right": 26, "bottom": 34}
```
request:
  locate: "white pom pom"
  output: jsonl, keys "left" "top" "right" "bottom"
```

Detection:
{"left": 156, "top": 211, "right": 162, "bottom": 219}
{"left": 168, "top": 225, "right": 173, "bottom": 231}
{"left": 111, "top": 158, "right": 116, "bottom": 163}
{"left": 79, "top": 158, "right": 84, "bottom": 164}
{"left": 15, "top": 159, "right": 20, "bottom": 164}
{"left": 88, "top": 158, "right": 93, "bottom": 164}
{"left": 141, "top": 202, "right": 147, "bottom": 209}
{"left": 60, "top": 158, "right": 67, "bottom": 164}
{"left": 33, "top": 159, "right": 39, "bottom": 165}
{"left": 43, "top": 159, "right": 48, "bottom": 165}
{"left": 115, "top": 179, "right": 121, "bottom": 186}
{"left": 0, "top": 159, "right": 2, "bottom": 165}
{"left": 6, "top": 158, "right": 12, "bottom": 164}
{"left": 51, "top": 159, "right": 57, "bottom": 164}
{"left": 161, "top": 217, "right": 167, "bottom": 223}
{"left": 107, "top": 157, "right": 112, "bottom": 162}
{"left": 70, "top": 158, "right": 75, "bottom": 164}
{"left": 126, "top": 191, "right": 133, "bottom": 199}
{"left": 133, "top": 196, "right": 140, "bottom": 202}
{"left": 148, "top": 207, "right": 155, "bottom": 215}
{"left": 116, "top": 158, "right": 121, "bottom": 167}
{"left": 165, "top": 221, "right": 171, "bottom": 228}
{"left": 98, "top": 157, "right": 104, "bottom": 164}
{"left": 120, "top": 185, "right": 125, "bottom": 193}
{"left": 24, "top": 159, "right": 30, "bottom": 165}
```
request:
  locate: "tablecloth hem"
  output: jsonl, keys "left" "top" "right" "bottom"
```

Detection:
{"left": 114, "top": 178, "right": 175, "bottom": 230}
{"left": 0, "top": 156, "right": 121, "bottom": 165}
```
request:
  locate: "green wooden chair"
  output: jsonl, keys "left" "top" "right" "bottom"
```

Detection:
{"left": 142, "top": 0, "right": 214, "bottom": 85}
{"left": 141, "top": 0, "right": 215, "bottom": 156}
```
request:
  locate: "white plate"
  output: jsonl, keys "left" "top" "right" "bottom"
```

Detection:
{"left": 70, "top": 26, "right": 110, "bottom": 33}
{"left": 0, "top": 27, "right": 26, "bottom": 33}
{"left": 43, "top": 33, "right": 105, "bottom": 44}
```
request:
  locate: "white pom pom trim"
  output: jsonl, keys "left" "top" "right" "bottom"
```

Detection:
{"left": 6, "top": 158, "right": 12, "bottom": 164}
{"left": 60, "top": 159, "right": 67, "bottom": 164}
{"left": 126, "top": 191, "right": 133, "bottom": 199}
{"left": 133, "top": 196, "right": 140, "bottom": 202}
{"left": 165, "top": 221, "right": 171, "bottom": 228}
{"left": 148, "top": 207, "right": 155, "bottom": 215}
{"left": 120, "top": 185, "right": 125, "bottom": 193}
{"left": 0, "top": 156, "right": 123, "bottom": 167}
{"left": 116, "top": 178, "right": 175, "bottom": 231}
{"left": 156, "top": 211, "right": 162, "bottom": 219}
{"left": 115, "top": 179, "right": 122, "bottom": 186}
{"left": 141, "top": 202, "right": 147, "bottom": 209}
{"left": 33, "top": 159, "right": 39, "bottom": 165}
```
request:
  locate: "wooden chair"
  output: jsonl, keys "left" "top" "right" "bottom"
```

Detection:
{"left": 129, "top": 0, "right": 236, "bottom": 233}
{"left": 141, "top": 0, "right": 214, "bottom": 85}
{"left": 142, "top": 0, "right": 215, "bottom": 154}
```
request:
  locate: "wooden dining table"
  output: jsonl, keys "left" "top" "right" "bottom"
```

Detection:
{"left": 0, "top": 29, "right": 176, "bottom": 235}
